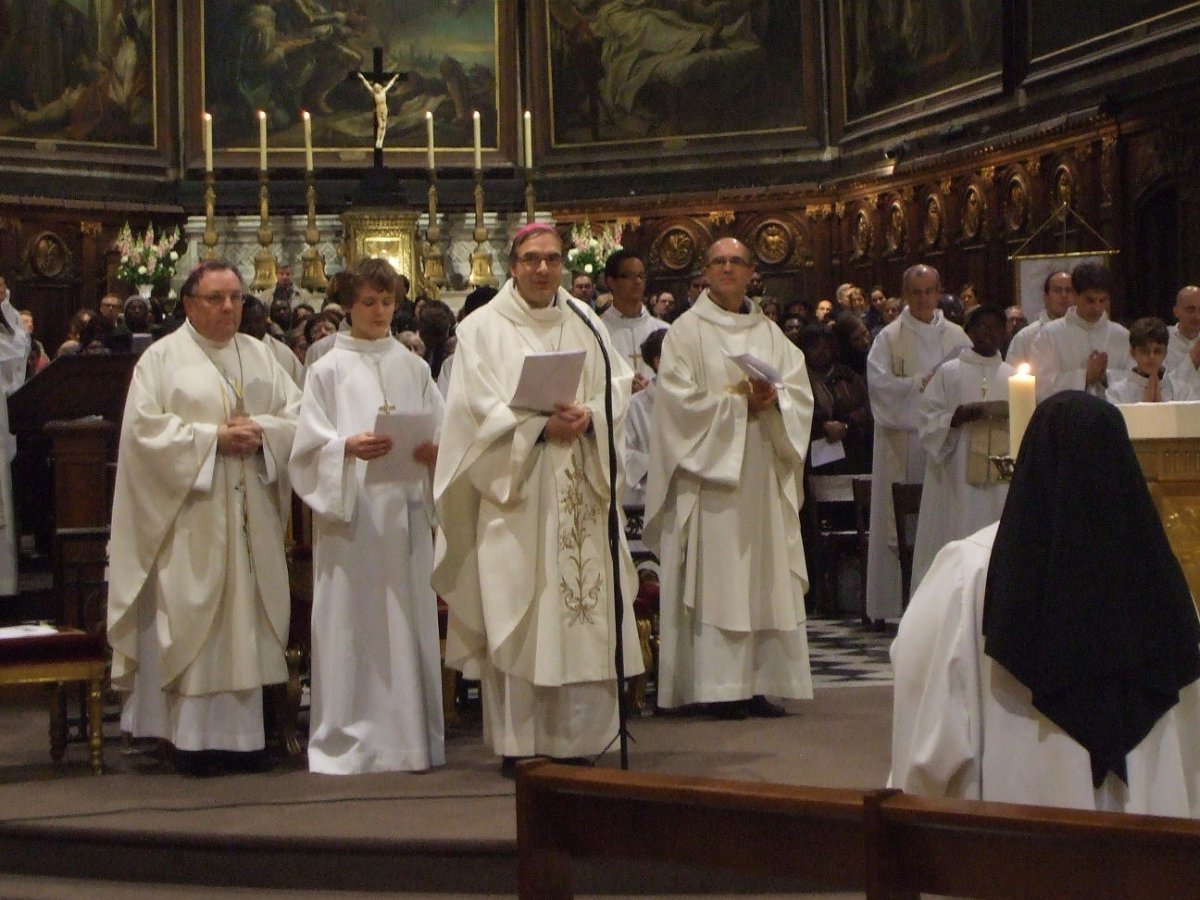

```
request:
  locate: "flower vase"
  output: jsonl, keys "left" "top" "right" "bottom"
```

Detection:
{"left": 136, "top": 283, "right": 153, "bottom": 299}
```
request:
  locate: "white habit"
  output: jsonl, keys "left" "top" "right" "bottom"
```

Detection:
{"left": 623, "top": 378, "right": 655, "bottom": 506}
{"left": 600, "top": 305, "right": 668, "bottom": 386}
{"left": 432, "top": 281, "right": 644, "bottom": 759}
{"left": 891, "top": 523, "right": 1200, "bottom": 816}
{"left": 0, "top": 296, "right": 30, "bottom": 596}
{"left": 865, "top": 309, "right": 970, "bottom": 620}
{"left": 108, "top": 322, "right": 300, "bottom": 751}
{"left": 290, "top": 334, "right": 446, "bottom": 774}
{"left": 1028, "top": 308, "right": 1130, "bottom": 402}
{"left": 644, "top": 292, "right": 815, "bottom": 708}
{"left": 911, "top": 351, "right": 1013, "bottom": 590}
{"left": 1003, "top": 311, "right": 1049, "bottom": 367}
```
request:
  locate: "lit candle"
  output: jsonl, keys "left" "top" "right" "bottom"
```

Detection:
{"left": 302, "top": 110, "right": 313, "bottom": 172}
{"left": 1008, "top": 363, "right": 1036, "bottom": 457}
{"left": 426, "top": 111, "right": 435, "bottom": 170}
{"left": 472, "top": 109, "right": 481, "bottom": 171}
{"left": 523, "top": 110, "right": 533, "bottom": 169}
{"left": 257, "top": 110, "right": 267, "bottom": 171}
{"left": 203, "top": 112, "right": 213, "bottom": 173}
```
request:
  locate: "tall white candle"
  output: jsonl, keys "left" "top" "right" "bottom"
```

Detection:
{"left": 1008, "top": 363, "right": 1036, "bottom": 457}
{"left": 257, "top": 110, "right": 267, "bottom": 171}
{"left": 472, "top": 110, "right": 482, "bottom": 171}
{"left": 426, "top": 111, "right": 435, "bottom": 170}
{"left": 523, "top": 110, "right": 533, "bottom": 169}
{"left": 203, "top": 112, "right": 213, "bottom": 173}
{"left": 302, "top": 110, "right": 313, "bottom": 172}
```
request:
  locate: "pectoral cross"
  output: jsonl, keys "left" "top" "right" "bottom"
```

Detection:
{"left": 628, "top": 352, "right": 641, "bottom": 372}
{"left": 379, "top": 401, "right": 395, "bottom": 414}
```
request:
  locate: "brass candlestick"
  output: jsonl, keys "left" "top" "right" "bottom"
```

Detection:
{"left": 202, "top": 171, "right": 219, "bottom": 261}
{"left": 421, "top": 172, "right": 446, "bottom": 297}
{"left": 299, "top": 173, "right": 327, "bottom": 292}
{"left": 467, "top": 169, "right": 496, "bottom": 286}
{"left": 524, "top": 166, "right": 536, "bottom": 224}
{"left": 251, "top": 170, "right": 276, "bottom": 291}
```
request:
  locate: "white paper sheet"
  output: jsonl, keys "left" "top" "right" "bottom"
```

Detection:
{"left": 364, "top": 410, "right": 438, "bottom": 485}
{"left": 809, "top": 437, "right": 847, "bottom": 468}
{"left": 509, "top": 349, "right": 586, "bottom": 413}
{"left": 723, "top": 350, "right": 783, "bottom": 386}
{"left": 0, "top": 623, "right": 58, "bottom": 640}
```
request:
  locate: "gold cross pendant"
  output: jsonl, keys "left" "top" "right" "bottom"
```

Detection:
{"left": 378, "top": 402, "right": 395, "bottom": 413}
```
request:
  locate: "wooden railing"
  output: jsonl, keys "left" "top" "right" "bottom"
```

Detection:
{"left": 517, "top": 761, "right": 1200, "bottom": 899}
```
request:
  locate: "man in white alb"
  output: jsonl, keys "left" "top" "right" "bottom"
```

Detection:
{"left": 600, "top": 248, "right": 668, "bottom": 392}
{"left": 1166, "top": 285, "right": 1200, "bottom": 391}
{"left": 1005, "top": 269, "right": 1073, "bottom": 367}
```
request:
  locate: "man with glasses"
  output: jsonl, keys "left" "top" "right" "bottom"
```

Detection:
{"left": 600, "top": 249, "right": 667, "bottom": 393}
{"left": 646, "top": 237, "right": 815, "bottom": 720}
{"left": 433, "top": 223, "right": 643, "bottom": 776}
{"left": 570, "top": 272, "right": 596, "bottom": 308}
{"left": 107, "top": 260, "right": 301, "bottom": 776}
{"left": 1005, "top": 270, "right": 1074, "bottom": 367}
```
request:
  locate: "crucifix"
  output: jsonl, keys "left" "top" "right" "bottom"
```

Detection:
{"left": 350, "top": 48, "right": 407, "bottom": 169}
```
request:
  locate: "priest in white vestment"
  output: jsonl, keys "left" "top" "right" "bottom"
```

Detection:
{"left": 865, "top": 265, "right": 970, "bottom": 621}
{"left": 432, "top": 224, "right": 643, "bottom": 772}
{"left": 0, "top": 277, "right": 30, "bottom": 596}
{"left": 1005, "top": 269, "right": 1073, "bottom": 366}
{"left": 598, "top": 249, "right": 668, "bottom": 391}
{"left": 911, "top": 306, "right": 1013, "bottom": 590}
{"left": 1029, "top": 262, "right": 1128, "bottom": 402}
{"left": 892, "top": 392, "right": 1200, "bottom": 815}
{"left": 107, "top": 261, "right": 300, "bottom": 774}
{"left": 645, "top": 237, "right": 814, "bottom": 718}
{"left": 291, "top": 259, "right": 445, "bottom": 775}
{"left": 1166, "top": 285, "right": 1200, "bottom": 390}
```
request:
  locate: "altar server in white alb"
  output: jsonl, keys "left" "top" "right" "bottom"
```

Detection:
{"left": 290, "top": 258, "right": 445, "bottom": 775}
{"left": 645, "top": 237, "right": 814, "bottom": 720}
{"left": 107, "top": 261, "right": 300, "bottom": 775}
{"left": 1107, "top": 317, "right": 1197, "bottom": 405}
{"left": 891, "top": 392, "right": 1200, "bottom": 815}
{"left": 599, "top": 248, "right": 668, "bottom": 392}
{"left": 0, "top": 276, "right": 30, "bottom": 597}
{"left": 432, "top": 223, "right": 643, "bottom": 774}
{"left": 865, "top": 265, "right": 970, "bottom": 621}
{"left": 1029, "top": 262, "right": 1129, "bottom": 402}
{"left": 1165, "top": 285, "right": 1200, "bottom": 391}
{"left": 910, "top": 305, "right": 1014, "bottom": 590}
{"left": 1004, "top": 269, "right": 1074, "bottom": 367}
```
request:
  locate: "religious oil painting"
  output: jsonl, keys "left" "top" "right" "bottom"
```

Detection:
{"left": 536, "top": 0, "right": 813, "bottom": 149}
{"left": 839, "top": 0, "right": 1002, "bottom": 127}
{"left": 0, "top": 0, "right": 157, "bottom": 148}
{"left": 1030, "top": 0, "right": 1200, "bottom": 63}
{"left": 190, "top": 0, "right": 513, "bottom": 164}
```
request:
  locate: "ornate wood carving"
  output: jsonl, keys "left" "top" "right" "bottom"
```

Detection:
{"left": 885, "top": 198, "right": 906, "bottom": 256}
{"left": 1003, "top": 168, "right": 1031, "bottom": 234}
{"left": 961, "top": 183, "right": 986, "bottom": 244}
{"left": 851, "top": 208, "right": 873, "bottom": 260}
{"left": 923, "top": 193, "right": 944, "bottom": 249}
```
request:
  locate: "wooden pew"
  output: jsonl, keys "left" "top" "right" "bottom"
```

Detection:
{"left": 515, "top": 761, "right": 867, "bottom": 898}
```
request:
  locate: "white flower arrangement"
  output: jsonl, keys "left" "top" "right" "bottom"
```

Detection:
{"left": 114, "top": 222, "right": 181, "bottom": 287}
{"left": 565, "top": 219, "right": 623, "bottom": 276}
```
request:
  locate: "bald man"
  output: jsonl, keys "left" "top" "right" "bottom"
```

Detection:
{"left": 1166, "top": 285, "right": 1200, "bottom": 388}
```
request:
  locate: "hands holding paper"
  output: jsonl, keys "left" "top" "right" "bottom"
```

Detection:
{"left": 544, "top": 403, "right": 592, "bottom": 444}
{"left": 345, "top": 432, "right": 393, "bottom": 460}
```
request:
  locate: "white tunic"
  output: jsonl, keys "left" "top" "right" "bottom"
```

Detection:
{"left": 644, "top": 293, "right": 814, "bottom": 707}
{"left": 600, "top": 305, "right": 668, "bottom": 386}
{"left": 1167, "top": 323, "right": 1200, "bottom": 393}
{"left": 865, "top": 309, "right": 970, "bottom": 620}
{"left": 911, "top": 351, "right": 1012, "bottom": 590}
{"left": 108, "top": 322, "right": 300, "bottom": 751}
{"left": 1106, "top": 369, "right": 1196, "bottom": 404}
{"left": 290, "top": 334, "right": 446, "bottom": 774}
{"left": 891, "top": 523, "right": 1200, "bottom": 816}
{"left": 623, "top": 378, "right": 655, "bottom": 506}
{"left": 1029, "top": 308, "right": 1130, "bottom": 402}
{"left": 265, "top": 332, "right": 305, "bottom": 388}
{"left": 432, "top": 281, "right": 644, "bottom": 758}
{"left": 0, "top": 297, "right": 29, "bottom": 596}
{"left": 1003, "top": 312, "right": 1049, "bottom": 367}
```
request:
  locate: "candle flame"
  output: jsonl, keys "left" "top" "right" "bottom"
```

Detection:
{"left": 257, "top": 110, "right": 266, "bottom": 120}
{"left": 426, "top": 111, "right": 433, "bottom": 120}
{"left": 1017, "top": 362, "right": 1031, "bottom": 375}
{"left": 302, "top": 110, "right": 310, "bottom": 122}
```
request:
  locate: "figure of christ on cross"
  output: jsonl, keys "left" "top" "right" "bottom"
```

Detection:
{"left": 350, "top": 48, "right": 406, "bottom": 158}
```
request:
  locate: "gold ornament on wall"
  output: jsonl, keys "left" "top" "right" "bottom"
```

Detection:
{"left": 923, "top": 194, "right": 943, "bottom": 248}
{"left": 1005, "top": 172, "right": 1030, "bottom": 234}
{"left": 1054, "top": 164, "right": 1076, "bottom": 209}
{"left": 652, "top": 225, "right": 701, "bottom": 272}
{"left": 753, "top": 220, "right": 793, "bottom": 266}
{"left": 885, "top": 200, "right": 906, "bottom": 255}
{"left": 29, "top": 231, "right": 70, "bottom": 279}
{"left": 961, "top": 185, "right": 985, "bottom": 242}
{"left": 851, "top": 209, "right": 873, "bottom": 259}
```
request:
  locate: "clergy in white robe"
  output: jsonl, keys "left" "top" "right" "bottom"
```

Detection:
{"left": 0, "top": 280, "right": 30, "bottom": 596}
{"left": 644, "top": 238, "right": 814, "bottom": 715}
{"left": 1165, "top": 285, "right": 1200, "bottom": 390}
{"left": 290, "top": 259, "right": 446, "bottom": 775}
{"left": 865, "top": 265, "right": 970, "bottom": 621}
{"left": 432, "top": 224, "right": 643, "bottom": 766}
{"left": 1004, "top": 269, "right": 1074, "bottom": 366}
{"left": 1029, "top": 263, "right": 1128, "bottom": 402}
{"left": 892, "top": 394, "right": 1200, "bottom": 815}
{"left": 107, "top": 261, "right": 300, "bottom": 767}
{"left": 911, "top": 307, "right": 1013, "bottom": 590}
{"left": 599, "top": 249, "right": 668, "bottom": 390}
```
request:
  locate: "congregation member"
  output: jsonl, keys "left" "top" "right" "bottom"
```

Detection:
{"left": 1107, "top": 317, "right": 1195, "bottom": 404}
{"left": 1005, "top": 270, "right": 1073, "bottom": 366}
{"left": 600, "top": 249, "right": 667, "bottom": 391}
{"left": 801, "top": 324, "right": 872, "bottom": 476}
{"left": 651, "top": 290, "right": 675, "bottom": 320}
{"left": 623, "top": 328, "right": 666, "bottom": 507}
{"left": 239, "top": 297, "right": 304, "bottom": 388}
{"left": 570, "top": 271, "right": 596, "bottom": 308}
{"left": 107, "top": 261, "right": 301, "bottom": 776}
{"left": 0, "top": 276, "right": 29, "bottom": 596}
{"left": 257, "top": 263, "right": 313, "bottom": 309}
{"left": 910, "top": 306, "right": 1013, "bottom": 589}
{"left": 1002, "top": 305, "right": 1027, "bottom": 357}
{"left": 646, "top": 237, "right": 814, "bottom": 719}
{"left": 304, "top": 272, "right": 353, "bottom": 369}
{"left": 1029, "top": 262, "right": 1128, "bottom": 402}
{"left": 1166, "top": 285, "right": 1200, "bottom": 388}
{"left": 891, "top": 392, "right": 1200, "bottom": 815}
{"left": 290, "top": 259, "right": 445, "bottom": 775}
{"left": 865, "top": 265, "right": 970, "bottom": 622}
{"left": 432, "top": 223, "right": 642, "bottom": 776}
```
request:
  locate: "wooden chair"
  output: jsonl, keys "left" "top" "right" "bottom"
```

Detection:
{"left": 851, "top": 476, "right": 872, "bottom": 622}
{"left": 890, "top": 482, "right": 923, "bottom": 609}
{"left": 806, "top": 474, "right": 861, "bottom": 616}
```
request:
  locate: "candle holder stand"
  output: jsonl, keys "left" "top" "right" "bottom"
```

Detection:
{"left": 468, "top": 170, "right": 496, "bottom": 287}
{"left": 202, "top": 171, "right": 220, "bottom": 261}
{"left": 299, "top": 173, "right": 327, "bottom": 293}
{"left": 250, "top": 171, "right": 276, "bottom": 292}
{"left": 421, "top": 172, "right": 447, "bottom": 297}
{"left": 524, "top": 167, "right": 536, "bottom": 224}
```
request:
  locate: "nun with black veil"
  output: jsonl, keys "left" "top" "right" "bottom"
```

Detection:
{"left": 890, "top": 391, "right": 1200, "bottom": 815}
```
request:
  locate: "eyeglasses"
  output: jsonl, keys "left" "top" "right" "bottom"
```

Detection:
{"left": 517, "top": 252, "right": 563, "bottom": 268}
{"left": 706, "top": 256, "right": 752, "bottom": 269}
{"left": 613, "top": 271, "right": 646, "bottom": 281}
{"left": 190, "top": 291, "right": 245, "bottom": 306}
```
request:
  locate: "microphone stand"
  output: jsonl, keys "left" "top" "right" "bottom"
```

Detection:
{"left": 565, "top": 298, "right": 631, "bottom": 770}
